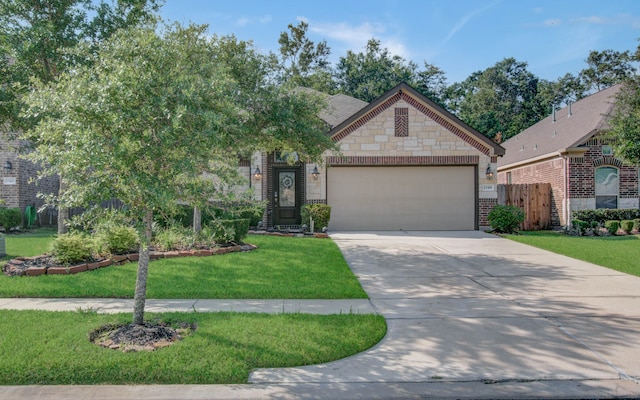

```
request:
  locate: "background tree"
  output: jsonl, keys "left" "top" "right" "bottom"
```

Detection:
{"left": 445, "top": 58, "right": 548, "bottom": 140}
{"left": 579, "top": 49, "right": 635, "bottom": 93}
{"left": 335, "top": 39, "right": 418, "bottom": 102}
{"left": 22, "top": 23, "right": 334, "bottom": 325}
{"left": 415, "top": 61, "right": 449, "bottom": 107}
{"left": 277, "top": 21, "right": 335, "bottom": 93}
{"left": 606, "top": 76, "right": 640, "bottom": 164}
{"left": 0, "top": 0, "right": 160, "bottom": 233}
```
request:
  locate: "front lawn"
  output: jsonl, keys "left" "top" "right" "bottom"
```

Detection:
{"left": 0, "top": 233, "right": 367, "bottom": 299}
{"left": 505, "top": 231, "right": 640, "bottom": 276}
{"left": 0, "top": 310, "right": 386, "bottom": 384}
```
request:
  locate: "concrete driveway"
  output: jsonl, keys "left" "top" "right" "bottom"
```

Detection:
{"left": 249, "top": 231, "right": 640, "bottom": 398}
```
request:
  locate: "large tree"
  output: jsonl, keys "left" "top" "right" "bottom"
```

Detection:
{"left": 0, "top": 0, "right": 160, "bottom": 233}
{"left": 445, "top": 58, "right": 548, "bottom": 140}
{"left": 277, "top": 21, "right": 335, "bottom": 93}
{"left": 22, "top": 24, "right": 333, "bottom": 325}
{"left": 335, "top": 39, "right": 418, "bottom": 102}
{"left": 579, "top": 49, "right": 635, "bottom": 93}
{"left": 606, "top": 76, "right": 640, "bottom": 164}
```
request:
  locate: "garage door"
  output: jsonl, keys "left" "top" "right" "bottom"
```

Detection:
{"left": 327, "top": 166, "right": 476, "bottom": 231}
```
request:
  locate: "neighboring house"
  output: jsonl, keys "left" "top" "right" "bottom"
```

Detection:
{"left": 242, "top": 82, "right": 505, "bottom": 231}
{"left": 497, "top": 84, "right": 639, "bottom": 228}
{"left": 0, "top": 137, "right": 59, "bottom": 225}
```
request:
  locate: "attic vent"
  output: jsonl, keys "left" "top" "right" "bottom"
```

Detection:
{"left": 553, "top": 130, "right": 557, "bottom": 137}
{"left": 520, "top": 145, "right": 525, "bottom": 151}
{"left": 395, "top": 108, "right": 409, "bottom": 137}
{"left": 534, "top": 144, "right": 538, "bottom": 150}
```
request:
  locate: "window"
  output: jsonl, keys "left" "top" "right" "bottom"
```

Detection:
{"left": 506, "top": 171, "right": 512, "bottom": 184}
{"left": 602, "top": 145, "right": 613, "bottom": 156}
{"left": 595, "top": 166, "right": 619, "bottom": 209}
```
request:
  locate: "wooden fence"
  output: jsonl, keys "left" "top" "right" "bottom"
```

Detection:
{"left": 497, "top": 183, "right": 551, "bottom": 231}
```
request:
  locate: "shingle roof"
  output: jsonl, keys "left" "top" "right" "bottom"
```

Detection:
{"left": 498, "top": 84, "right": 621, "bottom": 168}
{"left": 320, "top": 93, "right": 369, "bottom": 128}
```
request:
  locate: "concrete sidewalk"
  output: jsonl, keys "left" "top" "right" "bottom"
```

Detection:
{"left": 2, "top": 230, "right": 640, "bottom": 399}
{"left": 0, "top": 298, "right": 376, "bottom": 315}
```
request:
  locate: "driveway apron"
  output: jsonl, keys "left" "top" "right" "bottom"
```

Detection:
{"left": 250, "top": 231, "right": 640, "bottom": 392}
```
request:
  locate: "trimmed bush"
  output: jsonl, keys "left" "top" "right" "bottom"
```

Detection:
{"left": 0, "top": 208, "right": 22, "bottom": 231}
{"left": 621, "top": 220, "right": 634, "bottom": 234}
{"left": 605, "top": 220, "right": 620, "bottom": 235}
{"left": 487, "top": 205, "right": 525, "bottom": 233}
{"left": 49, "top": 233, "right": 93, "bottom": 265}
{"left": 571, "top": 219, "right": 590, "bottom": 236}
{"left": 95, "top": 225, "right": 140, "bottom": 255}
{"left": 301, "top": 204, "right": 331, "bottom": 231}
{"left": 572, "top": 209, "right": 640, "bottom": 225}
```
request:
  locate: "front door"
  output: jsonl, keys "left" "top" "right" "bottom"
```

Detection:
{"left": 273, "top": 168, "right": 301, "bottom": 226}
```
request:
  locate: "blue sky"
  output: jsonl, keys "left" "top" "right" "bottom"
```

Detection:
{"left": 159, "top": 1, "right": 640, "bottom": 84}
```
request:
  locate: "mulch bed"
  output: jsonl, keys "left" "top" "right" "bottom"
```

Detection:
{"left": 89, "top": 320, "right": 197, "bottom": 352}
{"left": 2, "top": 244, "right": 257, "bottom": 277}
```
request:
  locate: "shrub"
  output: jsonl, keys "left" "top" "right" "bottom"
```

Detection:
{"left": 301, "top": 204, "right": 332, "bottom": 231}
{"left": 572, "top": 209, "right": 640, "bottom": 225}
{"left": 571, "top": 219, "right": 589, "bottom": 236}
{"left": 0, "top": 208, "right": 22, "bottom": 231}
{"left": 604, "top": 220, "right": 620, "bottom": 235}
{"left": 621, "top": 220, "right": 634, "bottom": 234}
{"left": 95, "top": 225, "right": 140, "bottom": 255}
{"left": 487, "top": 205, "right": 525, "bottom": 233}
{"left": 634, "top": 219, "right": 640, "bottom": 232}
{"left": 49, "top": 233, "right": 94, "bottom": 265}
{"left": 153, "top": 226, "right": 191, "bottom": 251}
{"left": 209, "top": 218, "right": 249, "bottom": 244}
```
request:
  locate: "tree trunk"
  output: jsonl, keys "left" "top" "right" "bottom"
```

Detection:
{"left": 193, "top": 206, "right": 202, "bottom": 233}
{"left": 132, "top": 208, "right": 153, "bottom": 325}
{"left": 57, "top": 176, "right": 68, "bottom": 235}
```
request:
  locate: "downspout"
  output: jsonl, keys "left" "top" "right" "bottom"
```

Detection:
{"left": 563, "top": 155, "right": 570, "bottom": 227}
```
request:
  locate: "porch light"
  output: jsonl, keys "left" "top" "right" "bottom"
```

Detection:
{"left": 4, "top": 161, "right": 12, "bottom": 170}
{"left": 253, "top": 166, "right": 262, "bottom": 180}
{"left": 311, "top": 165, "right": 320, "bottom": 180}
{"left": 485, "top": 164, "right": 494, "bottom": 179}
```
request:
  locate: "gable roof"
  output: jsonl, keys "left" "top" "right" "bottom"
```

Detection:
{"left": 321, "top": 93, "right": 369, "bottom": 128}
{"left": 328, "top": 82, "right": 505, "bottom": 157}
{"left": 498, "top": 84, "right": 621, "bottom": 168}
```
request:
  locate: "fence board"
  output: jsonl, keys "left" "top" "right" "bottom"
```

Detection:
{"left": 498, "top": 183, "right": 551, "bottom": 231}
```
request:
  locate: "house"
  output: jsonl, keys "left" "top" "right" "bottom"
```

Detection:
{"left": 497, "top": 84, "right": 640, "bottom": 227}
{"left": 0, "top": 137, "right": 59, "bottom": 225}
{"left": 243, "top": 82, "right": 505, "bottom": 231}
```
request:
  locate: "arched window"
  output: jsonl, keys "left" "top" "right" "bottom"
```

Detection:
{"left": 595, "top": 166, "right": 619, "bottom": 209}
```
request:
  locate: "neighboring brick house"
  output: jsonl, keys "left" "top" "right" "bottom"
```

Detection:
{"left": 497, "top": 84, "right": 639, "bottom": 227}
{"left": 0, "top": 137, "right": 59, "bottom": 226}
{"left": 242, "top": 82, "right": 505, "bottom": 231}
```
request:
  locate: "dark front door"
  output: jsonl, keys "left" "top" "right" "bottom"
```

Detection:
{"left": 273, "top": 168, "right": 301, "bottom": 226}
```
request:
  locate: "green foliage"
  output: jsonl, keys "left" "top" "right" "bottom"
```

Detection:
{"left": 604, "top": 220, "right": 621, "bottom": 235}
{"left": 209, "top": 219, "right": 250, "bottom": 244}
{"left": 572, "top": 209, "right": 640, "bottom": 224}
{"left": 487, "top": 204, "right": 525, "bottom": 233}
{"left": 301, "top": 204, "right": 331, "bottom": 230}
{"left": 621, "top": 220, "right": 634, "bottom": 234}
{"left": 49, "top": 233, "right": 93, "bottom": 265}
{"left": 0, "top": 208, "right": 22, "bottom": 231}
{"left": 95, "top": 225, "right": 139, "bottom": 255}
{"left": 152, "top": 226, "right": 192, "bottom": 252}
{"left": 571, "top": 219, "right": 590, "bottom": 236}
{"left": 635, "top": 219, "right": 640, "bottom": 232}
{"left": 606, "top": 77, "right": 640, "bottom": 164}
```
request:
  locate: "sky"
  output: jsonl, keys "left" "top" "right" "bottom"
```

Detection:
{"left": 159, "top": 0, "right": 640, "bottom": 84}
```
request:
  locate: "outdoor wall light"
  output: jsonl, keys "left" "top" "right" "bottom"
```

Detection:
{"left": 311, "top": 165, "right": 320, "bottom": 180}
{"left": 485, "top": 164, "right": 494, "bottom": 179}
{"left": 4, "top": 161, "right": 12, "bottom": 170}
{"left": 253, "top": 166, "right": 262, "bottom": 180}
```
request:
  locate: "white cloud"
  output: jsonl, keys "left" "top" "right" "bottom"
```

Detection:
{"left": 572, "top": 13, "right": 640, "bottom": 28}
{"left": 543, "top": 18, "right": 561, "bottom": 27}
{"left": 441, "top": 0, "right": 502, "bottom": 45}
{"left": 235, "top": 14, "right": 272, "bottom": 27}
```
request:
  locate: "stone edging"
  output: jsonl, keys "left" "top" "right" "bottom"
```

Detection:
{"left": 3, "top": 244, "right": 257, "bottom": 277}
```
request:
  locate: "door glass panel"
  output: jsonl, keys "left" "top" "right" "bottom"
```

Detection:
{"left": 279, "top": 171, "right": 296, "bottom": 207}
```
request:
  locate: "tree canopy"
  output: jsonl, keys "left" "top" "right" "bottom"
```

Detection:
{"left": 606, "top": 77, "right": 640, "bottom": 164}
{"left": 22, "top": 23, "right": 333, "bottom": 324}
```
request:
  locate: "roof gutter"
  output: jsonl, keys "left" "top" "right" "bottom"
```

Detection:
{"left": 498, "top": 147, "right": 588, "bottom": 171}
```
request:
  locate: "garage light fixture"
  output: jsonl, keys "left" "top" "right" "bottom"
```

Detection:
{"left": 311, "top": 165, "right": 320, "bottom": 180}
{"left": 4, "top": 161, "right": 12, "bottom": 170}
{"left": 485, "top": 164, "right": 494, "bottom": 179}
{"left": 253, "top": 166, "right": 262, "bottom": 180}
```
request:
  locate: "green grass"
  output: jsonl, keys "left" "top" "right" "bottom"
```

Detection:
{"left": 1, "top": 228, "right": 56, "bottom": 261}
{"left": 505, "top": 231, "right": 640, "bottom": 276}
{"left": 0, "top": 310, "right": 386, "bottom": 384}
{"left": 0, "top": 233, "right": 367, "bottom": 299}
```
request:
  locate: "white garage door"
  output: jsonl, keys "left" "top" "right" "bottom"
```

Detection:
{"left": 327, "top": 166, "right": 476, "bottom": 231}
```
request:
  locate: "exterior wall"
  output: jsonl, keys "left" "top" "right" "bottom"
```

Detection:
{"left": 498, "top": 157, "right": 566, "bottom": 226}
{"left": 0, "top": 137, "right": 59, "bottom": 226}
{"left": 499, "top": 137, "right": 640, "bottom": 227}
{"left": 326, "top": 98, "right": 497, "bottom": 230}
